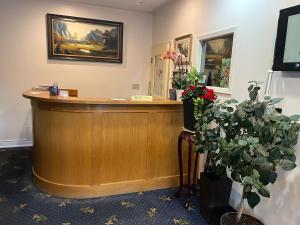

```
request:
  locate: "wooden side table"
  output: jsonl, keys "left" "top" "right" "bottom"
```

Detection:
{"left": 175, "top": 130, "right": 200, "bottom": 209}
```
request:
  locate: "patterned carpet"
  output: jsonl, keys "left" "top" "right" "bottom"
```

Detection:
{"left": 0, "top": 147, "right": 211, "bottom": 225}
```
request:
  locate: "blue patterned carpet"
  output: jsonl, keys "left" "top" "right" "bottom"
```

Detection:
{"left": 0, "top": 148, "right": 210, "bottom": 225}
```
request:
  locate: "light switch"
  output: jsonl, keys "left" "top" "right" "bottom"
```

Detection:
{"left": 132, "top": 84, "right": 140, "bottom": 90}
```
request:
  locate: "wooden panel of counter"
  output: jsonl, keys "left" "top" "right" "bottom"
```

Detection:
{"left": 24, "top": 90, "right": 190, "bottom": 198}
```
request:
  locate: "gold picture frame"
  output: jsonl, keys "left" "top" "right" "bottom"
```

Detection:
{"left": 174, "top": 34, "right": 192, "bottom": 64}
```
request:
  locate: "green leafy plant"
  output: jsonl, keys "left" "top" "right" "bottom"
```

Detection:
{"left": 172, "top": 67, "right": 205, "bottom": 90}
{"left": 195, "top": 81, "right": 300, "bottom": 223}
{"left": 171, "top": 71, "right": 184, "bottom": 90}
{"left": 185, "top": 67, "right": 204, "bottom": 87}
{"left": 212, "top": 65, "right": 222, "bottom": 87}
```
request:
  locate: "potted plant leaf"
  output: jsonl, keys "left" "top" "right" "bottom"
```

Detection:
{"left": 214, "top": 82, "right": 300, "bottom": 225}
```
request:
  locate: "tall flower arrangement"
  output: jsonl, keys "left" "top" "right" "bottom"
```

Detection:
{"left": 161, "top": 49, "right": 188, "bottom": 89}
{"left": 189, "top": 86, "right": 217, "bottom": 131}
{"left": 180, "top": 70, "right": 217, "bottom": 131}
{"left": 161, "top": 49, "right": 218, "bottom": 131}
{"left": 181, "top": 86, "right": 216, "bottom": 102}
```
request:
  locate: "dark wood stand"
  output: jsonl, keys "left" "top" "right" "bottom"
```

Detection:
{"left": 175, "top": 130, "right": 199, "bottom": 209}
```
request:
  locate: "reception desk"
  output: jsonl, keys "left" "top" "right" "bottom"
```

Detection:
{"left": 23, "top": 90, "right": 188, "bottom": 198}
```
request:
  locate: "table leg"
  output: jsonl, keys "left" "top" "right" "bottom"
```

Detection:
{"left": 192, "top": 152, "right": 199, "bottom": 195}
{"left": 175, "top": 134, "right": 183, "bottom": 198}
{"left": 185, "top": 142, "right": 192, "bottom": 209}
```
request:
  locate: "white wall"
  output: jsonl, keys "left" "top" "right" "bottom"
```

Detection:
{"left": 0, "top": 0, "right": 152, "bottom": 146}
{"left": 153, "top": 0, "right": 300, "bottom": 225}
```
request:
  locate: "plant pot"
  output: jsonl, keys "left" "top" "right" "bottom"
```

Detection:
{"left": 199, "top": 172, "right": 233, "bottom": 223}
{"left": 220, "top": 212, "right": 264, "bottom": 225}
{"left": 169, "top": 89, "right": 177, "bottom": 100}
{"left": 183, "top": 98, "right": 197, "bottom": 131}
{"left": 176, "top": 89, "right": 184, "bottom": 101}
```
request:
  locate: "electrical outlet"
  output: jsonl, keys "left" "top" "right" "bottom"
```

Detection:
{"left": 132, "top": 84, "right": 140, "bottom": 90}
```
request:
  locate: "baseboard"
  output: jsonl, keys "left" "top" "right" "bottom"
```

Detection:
{"left": 33, "top": 168, "right": 182, "bottom": 198}
{"left": 0, "top": 139, "right": 33, "bottom": 148}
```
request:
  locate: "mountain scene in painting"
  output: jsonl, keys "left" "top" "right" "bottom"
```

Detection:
{"left": 52, "top": 19, "right": 119, "bottom": 58}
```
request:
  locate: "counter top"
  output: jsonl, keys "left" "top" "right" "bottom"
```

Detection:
{"left": 23, "top": 90, "right": 182, "bottom": 105}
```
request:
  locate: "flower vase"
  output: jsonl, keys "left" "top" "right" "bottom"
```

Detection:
{"left": 183, "top": 98, "right": 197, "bottom": 131}
{"left": 176, "top": 89, "right": 184, "bottom": 101}
{"left": 169, "top": 89, "right": 177, "bottom": 100}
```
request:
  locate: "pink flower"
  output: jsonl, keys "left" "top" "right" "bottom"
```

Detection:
{"left": 160, "top": 49, "right": 185, "bottom": 66}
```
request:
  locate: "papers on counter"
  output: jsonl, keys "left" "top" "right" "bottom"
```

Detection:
{"left": 111, "top": 98, "right": 126, "bottom": 101}
{"left": 29, "top": 91, "right": 42, "bottom": 95}
{"left": 32, "top": 85, "right": 49, "bottom": 91}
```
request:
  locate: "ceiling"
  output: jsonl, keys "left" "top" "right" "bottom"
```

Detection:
{"left": 61, "top": 0, "right": 173, "bottom": 13}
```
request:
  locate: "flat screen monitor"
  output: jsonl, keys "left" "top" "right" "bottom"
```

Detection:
{"left": 273, "top": 5, "right": 300, "bottom": 71}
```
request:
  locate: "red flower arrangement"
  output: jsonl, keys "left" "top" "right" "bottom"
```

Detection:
{"left": 181, "top": 85, "right": 216, "bottom": 102}
{"left": 202, "top": 87, "right": 217, "bottom": 101}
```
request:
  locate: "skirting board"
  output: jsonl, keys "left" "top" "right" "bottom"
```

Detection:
{"left": 33, "top": 167, "right": 185, "bottom": 199}
{"left": 0, "top": 139, "right": 33, "bottom": 148}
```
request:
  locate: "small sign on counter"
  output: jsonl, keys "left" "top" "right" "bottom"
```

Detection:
{"left": 131, "top": 95, "right": 153, "bottom": 101}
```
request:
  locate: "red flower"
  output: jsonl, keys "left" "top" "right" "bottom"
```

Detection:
{"left": 189, "top": 85, "right": 196, "bottom": 91}
{"left": 182, "top": 90, "right": 188, "bottom": 96}
{"left": 202, "top": 88, "right": 216, "bottom": 101}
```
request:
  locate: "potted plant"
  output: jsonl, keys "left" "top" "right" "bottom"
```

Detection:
{"left": 161, "top": 49, "right": 188, "bottom": 100}
{"left": 194, "top": 94, "right": 234, "bottom": 223}
{"left": 199, "top": 81, "right": 300, "bottom": 225}
{"left": 220, "top": 82, "right": 300, "bottom": 224}
{"left": 182, "top": 80, "right": 216, "bottom": 131}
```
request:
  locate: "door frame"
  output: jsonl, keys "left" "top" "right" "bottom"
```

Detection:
{"left": 149, "top": 42, "right": 171, "bottom": 98}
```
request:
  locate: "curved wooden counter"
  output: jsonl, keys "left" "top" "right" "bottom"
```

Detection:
{"left": 23, "top": 90, "right": 187, "bottom": 198}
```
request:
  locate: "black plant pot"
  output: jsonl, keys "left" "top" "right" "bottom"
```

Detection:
{"left": 183, "top": 99, "right": 197, "bottom": 131}
{"left": 220, "top": 212, "right": 264, "bottom": 225}
{"left": 199, "top": 172, "right": 233, "bottom": 224}
{"left": 169, "top": 89, "right": 177, "bottom": 100}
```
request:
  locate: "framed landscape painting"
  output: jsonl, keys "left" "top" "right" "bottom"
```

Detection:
{"left": 47, "top": 14, "right": 123, "bottom": 63}
{"left": 199, "top": 28, "right": 235, "bottom": 94}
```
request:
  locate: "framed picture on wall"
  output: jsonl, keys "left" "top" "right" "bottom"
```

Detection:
{"left": 174, "top": 34, "right": 192, "bottom": 64}
{"left": 47, "top": 14, "right": 123, "bottom": 63}
{"left": 198, "top": 28, "right": 236, "bottom": 94}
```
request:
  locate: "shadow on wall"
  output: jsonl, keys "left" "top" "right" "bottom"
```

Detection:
{"left": 270, "top": 71, "right": 300, "bottom": 100}
{"left": 259, "top": 141, "right": 300, "bottom": 225}
{"left": 18, "top": 109, "right": 33, "bottom": 142}
{"left": 229, "top": 140, "right": 300, "bottom": 225}
{"left": 0, "top": 103, "right": 33, "bottom": 147}
{"left": 252, "top": 70, "right": 300, "bottom": 225}
{"left": 47, "top": 58, "right": 127, "bottom": 69}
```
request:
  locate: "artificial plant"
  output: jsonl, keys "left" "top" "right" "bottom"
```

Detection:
{"left": 160, "top": 49, "right": 187, "bottom": 89}
{"left": 180, "top": 68, "right": 214, "bottom": 100}
{"left": 194, "top": 81, "right": 300, "bottom": 223}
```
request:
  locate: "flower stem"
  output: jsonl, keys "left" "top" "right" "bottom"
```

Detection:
{"left": 236, "top": 187, "right": 245, "bottom": 223}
